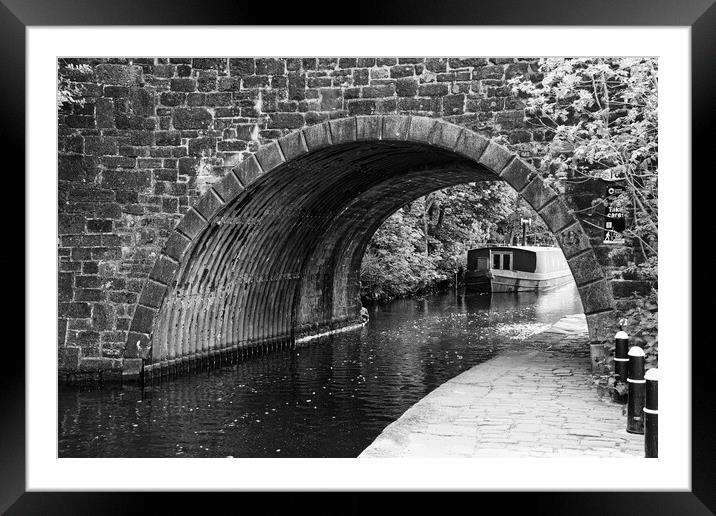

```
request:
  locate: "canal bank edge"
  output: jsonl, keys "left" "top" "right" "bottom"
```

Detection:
{"left": 359, "top": 314, "right": 643, "bottom": 458}
{"left": 59, "top": 317, "right": 370, "bottom": 385}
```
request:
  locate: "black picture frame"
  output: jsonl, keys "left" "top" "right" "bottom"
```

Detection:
{"left": 6, "top": 0, "right": 710, "bottom": 513}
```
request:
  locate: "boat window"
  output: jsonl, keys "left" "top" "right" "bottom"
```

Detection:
{"left": 491, "top": 252, "right": 513, "bottom": 270}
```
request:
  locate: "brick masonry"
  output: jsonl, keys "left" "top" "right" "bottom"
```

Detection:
{"left": 57, "top": 57, "right": 637, "bottom": 377}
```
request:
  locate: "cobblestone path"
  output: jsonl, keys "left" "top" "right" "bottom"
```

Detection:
{"left": 359, "top": 315, "right": 644, "bottom": 458}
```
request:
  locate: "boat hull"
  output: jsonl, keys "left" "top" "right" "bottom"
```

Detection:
{"left": 465, "top": 270, "right": 574, "bottom": 293}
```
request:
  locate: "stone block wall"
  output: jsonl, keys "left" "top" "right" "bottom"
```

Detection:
{"left": 57, "top": 57, "right": 637, "bottom": 375}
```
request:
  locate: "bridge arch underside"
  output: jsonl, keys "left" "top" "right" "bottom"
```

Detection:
{"left": 151, "top": 141, "right": 498, "bottom": 364}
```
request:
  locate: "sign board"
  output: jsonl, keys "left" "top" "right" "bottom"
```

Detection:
{"left": 603, "top": 184, "right": 626, "bottom": 244}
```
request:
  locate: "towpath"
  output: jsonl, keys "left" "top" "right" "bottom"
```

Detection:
{"left": 359, "top": 314, "right": 643, "bottom": 458}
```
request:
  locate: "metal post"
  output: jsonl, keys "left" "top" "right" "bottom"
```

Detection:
{"left": 520, "top": 218, "right": 531, "bottom": 246}
{"left": 614, "top": 329, "right": 629, "bottom": 382}
{"left": 644, "top": 368, "right": 658, "bottom": 457}
{"left": 627, "top": 346, "right": 646, "bottom": 434}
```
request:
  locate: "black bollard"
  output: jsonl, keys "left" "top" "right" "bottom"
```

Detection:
{"left": 627, "top": 346, "right": 646, "bottom": 434}
{"left": 644, "top": 368, "right": 658, "bottom": 457}
{"left": 614, "top": 329, "right": 629, "bottom": 382}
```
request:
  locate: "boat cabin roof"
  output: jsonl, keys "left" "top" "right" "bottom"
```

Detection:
{"left": 470, "top": 245, "right": 559, "bottom": 253}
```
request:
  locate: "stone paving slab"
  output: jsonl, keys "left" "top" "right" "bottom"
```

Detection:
{"left": 359, "top": 315, "right": 644, "bottom": 458}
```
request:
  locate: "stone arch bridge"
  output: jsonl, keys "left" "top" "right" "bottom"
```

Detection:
{"left": 57, "top": 58, "right": 632, "bottom": 380}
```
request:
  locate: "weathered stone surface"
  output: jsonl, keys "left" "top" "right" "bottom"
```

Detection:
{"left": 58, "top": 346, "right": 81, "bottom": 370}
{"left": 611, "top": 279, "right": 655, "bottom": 298}
{"left": 212, "top": 169, "right": 245, "bottom": 202}
{"left": 356, "top": 116, "right": 382, "bottom": 141}
{"left": 193, "top": 188, "right": 224, "bottom": 220}
{"left": 94, "top": 64, "right": 143, "bottom": 86}
{"left": 138, "top": 280, "right": 168, "bottom": 309}
{"left": 121, "top": 358, "right": 144, "bottom": 378}
{"left": 175, "top": 208, "right": 207, "bottom": 240}
{"left": 268, "top": 113, "right": 304, "bottom": 129}
{"left": 172, "top": 108, "right": 212, "bottom": 130}
{"left": 407, "top": 116, "right": 437, "bottom": 143}
{"left": 499, "top": 158, "right": 534, "bottom": 191}
{"left": 539, "top": 197, "right": 575, "bottom": 233}
{"left": 163, "top": 231, "right": 192, "bottom": 262}
{"left": 454, "top": 130, "right": 490, "bottom": 163}
{"left": 302, "top": 123, "right": 332, "bottom": 151}
{"left": 55, "top": 58, "right": 634, "bottom": 376}
{"left": 568, "top": 251, "right": 605, "bottom": 286}
{"left": 579, "top": 280, "right": 615, "bottom": 314}
{"left": 278, "top": 131, "right": 308, "bottom": 161}
{"left": 478, "top": 142, "right": 513, "bottom": 174}
{"left": 382, "top": 115, "right": 411, "bottom": 140}
{"left": 329, "top": 118, "right": 356, "bottom": 145}
{"left": 255, "top": 141, "right": 286, "bottom": 172}
{"left": 585, "top": 310, "right": 618, "bottom": 342}
{"left": 557, "top": 222, "right": 591, "bottom": 259}
{"left": 521, "top": 176, "right": 558, "bottom": 212}
{"left": 234, "top": 155, "right": 263, "bottom": 185}
{"left": 124, "top": 332, "right": 151, "bottom": 359}
{"left": 130, "top": 305, "right": 157, "bottom": 333}
{"left": 428, "top": 122, "right": 463, "bottom": 150}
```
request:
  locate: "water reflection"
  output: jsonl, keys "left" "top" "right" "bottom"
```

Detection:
{"left": 59, "top": 282, "right": 583, "bottom": 458}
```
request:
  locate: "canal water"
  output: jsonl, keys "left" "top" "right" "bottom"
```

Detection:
{"left": 58, "top": 283, "right": 583, "bottom": 458}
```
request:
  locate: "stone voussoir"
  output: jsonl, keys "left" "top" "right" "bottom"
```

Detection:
{"left": 478, "top": 141, "right": 514, "bottom": 174}
{"left": 381, "top": 115, "right": 412, "bottom": 140}
{"left": 193, "top": 188, "right": 225, "bottom": 220}
{"left": 212, "top": 169, "right": 245, "bottom": 203}
{"left": 277, "top": 130, "right": 309, "bottom": 161}
{"left": 302, "top": 122, "right": 333, "bottom": 151}
{"left": 356, "top": 115, "right": 383, "bottom": 141}
{"left": 557, "top": 222, "right": 591, "bottom": 259}
{"left": 580, "top": 279, "right": 616, "bottom": 315}
{"left": 164, "top": 231, "right": 192, "bottom": 262}
{"left": 499, "top": 157, "right": 535, "bottom": 191}
{"left": 233, "top": 155, "right": 263, "bottom": 186}
{"left": 567, "top": 251, "right": 606, "bottom": 286}
{"left": 585, "top": 310, "right": 618, "bottom": 342}
{"left": 175, "top": 207, "right": 208, "bottom": 240}
{"left": 521, "top": 176, "right": 558, "bottom": 212}
{"left": 538, "top": 196, "right": 576, "bottom": 233}
{"left": 453, "top": 130, "right": 490, "bottom": 164}
{"left": 407, "top": 116, "right": 438, "bottom": 143}
{"left": 138, "top": 279, "right": 169, "bottom": 309}
{"left": 130, "top": 304, "right": 158, "bottom": 334}
{"left": 328, "top": 117, "right": 357, "bottom": 145}
{"left": 255, "top": 140, "right": 286, "bottom": 172}
{"left": 149, "top": 254, "right": 179, "bottom": 286}
{"left": 428, "top": 121, "right": 464, "bottom": 151}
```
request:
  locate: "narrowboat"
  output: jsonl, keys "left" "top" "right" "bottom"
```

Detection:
{"left": 464, "top": 245, "right": 573, "bottom": 293}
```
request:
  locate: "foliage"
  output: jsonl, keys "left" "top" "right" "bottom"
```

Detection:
{"left": 57, "top": 63, "right": 93, "bottom": 110}
{"left": 594, "top": 286, "right": 658, "bottom": 399}
{"left": 360, "top": 182, "right": 551, "bottom": 302}
{"left": 510, "top": 58, "right": 659, "bottom": 382}
{"left": 509, "top": 58, "right": 658, "bottom": 258}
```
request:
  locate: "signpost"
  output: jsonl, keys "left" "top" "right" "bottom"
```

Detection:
{"left": 603, "top": 184, "right": 626, "bottom": 244}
